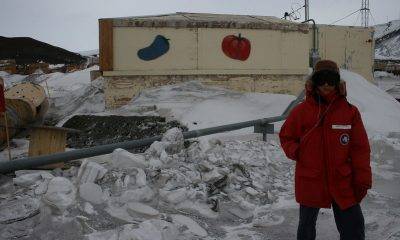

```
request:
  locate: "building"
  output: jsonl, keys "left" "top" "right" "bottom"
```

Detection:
{"left": 98, "top": 12, "right": 374, "bottom": 108}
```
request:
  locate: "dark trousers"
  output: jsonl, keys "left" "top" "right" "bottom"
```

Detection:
{"left": 297, "top": 202, "right": 365, "bottom": 240}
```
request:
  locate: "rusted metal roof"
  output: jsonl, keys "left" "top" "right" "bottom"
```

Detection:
{"left": 102, "top": 12, "right": 309, "bottom": 33}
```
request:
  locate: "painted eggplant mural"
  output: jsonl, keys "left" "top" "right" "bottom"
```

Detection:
{"left": 137, "top": 35, "right": 170, "bottom": 61}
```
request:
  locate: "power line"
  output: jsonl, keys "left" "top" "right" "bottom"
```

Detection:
{"left": 353, "top": 12, "right": 361, "bottom": 26}
{"left": 369, "top": 11, "right": 377, "bottom": 26}
{"left": 282, "top": 3, "right": 304, "bottom": 20}
{"left": 330, "top": 9, "right": 361, "bottom": 25}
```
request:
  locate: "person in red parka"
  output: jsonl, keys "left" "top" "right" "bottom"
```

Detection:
{"left": 279, "top": 60, "right": 371, "bottom": 240}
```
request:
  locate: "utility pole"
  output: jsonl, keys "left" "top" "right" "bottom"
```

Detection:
{"left": 361, "top": 0, "right": 370, "bottom": 27}
{"left": 305, "top": 0, "right": 309, "bottom": 21}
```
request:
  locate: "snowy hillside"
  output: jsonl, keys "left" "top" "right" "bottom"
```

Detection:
{"left": 1, "top": 68, "right": 400, "bottom": 239}
{"left": 374, "top": 20, "right": 400, "bottom": 60}
{"left": 78, "top": 49, "right": 99, "bottom": 57}
{"left": 374, "top": 20, "right": 400, "bottom": 40}
{"left": 375, "top": 35, "right": 400, "bottom": 60}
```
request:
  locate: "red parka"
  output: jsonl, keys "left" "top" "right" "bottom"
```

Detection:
{"left": 279, "top": 83, "right": 372, "bottom": 210}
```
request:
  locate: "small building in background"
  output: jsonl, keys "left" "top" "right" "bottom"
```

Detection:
{"left": 98, "top": 12, "right": 374, "bottom": 109}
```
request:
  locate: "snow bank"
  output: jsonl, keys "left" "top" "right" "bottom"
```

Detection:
{"left": 125, "top": 81, "right": 295, "bottom": 139}
{"left": 342, "top": 69, "right": 400, "bottom": 133}
{"left": 127, "top": 71, "right": 400, "bottom": 135}
{"left": 6, "top": 65, "right": 398, "bottom": 138}
{"left": 0, "top": 71, "right": 26, "bottom": 88}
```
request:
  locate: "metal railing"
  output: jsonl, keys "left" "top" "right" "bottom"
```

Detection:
{"left": 0, "top": 90, "right": 305, "bottom": 174}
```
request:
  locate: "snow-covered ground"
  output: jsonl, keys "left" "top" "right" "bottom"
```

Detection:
{"left": 374, "top": 71, "right": 400, "bottom": 100}
{"left": 1, "top": 68, "right": 400, "bottom": 239}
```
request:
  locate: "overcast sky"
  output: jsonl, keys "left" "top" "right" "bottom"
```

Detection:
{"left": 1, "top": 0, "right": 399, "bottom": 52}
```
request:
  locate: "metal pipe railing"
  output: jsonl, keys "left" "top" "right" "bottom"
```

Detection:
{"left": 0, "top": 90, "right": 305, "bottom": 174}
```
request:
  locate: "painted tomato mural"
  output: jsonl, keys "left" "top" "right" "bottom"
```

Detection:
{"left": 221, "top": 34, "right": 251, "bottom": 61}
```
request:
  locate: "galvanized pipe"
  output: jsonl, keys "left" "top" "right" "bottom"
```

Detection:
{"left": 301, "top": 19, "right": 320, "bottom": 67}
{"left": 304, "top": 0, "right": 309, "bottom": 21}
{"left": 0, "top": 91, "right": 305, "bottom": 174}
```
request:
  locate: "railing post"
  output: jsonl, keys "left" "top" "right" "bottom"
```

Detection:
{"left": 254, "top": 123, "right": 274, "bottom": 141}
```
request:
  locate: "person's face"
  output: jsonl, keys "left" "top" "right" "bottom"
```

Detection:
{"left": 317, "top": 82, "right": 336, "bottom": 96}
{"left": 312, "top": 70, "right": 339, "bottom": 96}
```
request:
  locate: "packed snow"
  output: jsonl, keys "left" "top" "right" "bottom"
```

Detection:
{"left": 1, "top": 68, "right": 400, "bottom": 239}
{"left": 374, "top": 71, "right": 400, "bottom": 100}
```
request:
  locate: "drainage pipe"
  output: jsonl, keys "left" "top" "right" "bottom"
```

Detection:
{"left": 302, "top": 19, "right": 320, "bottom": 67}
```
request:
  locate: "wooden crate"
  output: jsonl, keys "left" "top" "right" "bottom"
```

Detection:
{"left": 28, "top": 127, "right": 68, "bottom": 169}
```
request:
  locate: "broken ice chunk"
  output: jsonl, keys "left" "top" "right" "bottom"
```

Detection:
{"left": 112, "top": 148, "right": 148, "bottom": 169}
{"left": 13, "top": 171, "right": 54, "bottom": 188}
{"left": 227, "top": 206, "right": 254, "bottom": 220}
{"left": 85, "top": 229, "right": 117, "bottom": 240}
{"left": 135, "top": 168, "right": 147, "bottom": 187}
{"left": 161, "top": 127, "right": 184, "bottom": 154}
{"left": 76, "top": 160, "right": 107, "bottom": 184}
{"left": 119, "top": 186, "right": 155, "bottom": 203}
{"left": 34, "top": 179, "right": 51, "bottom": 195}
{"left": 79, "top": 182, "right": 103, "bottom": 205}
{"left": 146, "top": 141, "right": 166, "bottom": 158}
{"left": 159, "top": 188, "right": 188, "bottom": 204}
{"left": 224, "top": 200, "right": 255, "bottom": 220}
{"left": 245, "top": 187, "right": 259, "bottom": 196}
{"left": 83, "top": 202, "right": 97, "bottom": 215}
{"left": 202, "top": 168, "right": 222, "bottom": 182}
{"left": 127, "top": 220, "right": 179, "bottom": 240}
{"left": 42, "top": 177, "right": 76, "bottom": 213}
{"left": 126, "top": 202, "right": 159, "bottom": 218}
{"left": 171, "top": 214, "right": 208, "bottom": 237}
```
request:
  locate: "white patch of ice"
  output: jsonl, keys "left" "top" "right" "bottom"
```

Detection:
{"left": 171, "top": 214, "right": 208, "bottom": 237}
{"left": 135, "top": 168, "right": 147, "bottom": 187}
{"left": 83, "top": 202, "right": 97, "bottom": 215}
{"left": 79, "top": 182, "right": 103, "bottom": 205}
{"left": 42, "top": 177, "right": 76, "bottom": 213}
{"left": 76, "top": 160, "right": 107, "bottom": 184}
{"left": 159, "top": 188, "right": 188, "bottom": 204}
{"left": 85, "top": 229, "right": 118, "bottom": 240}
{"left": 126, "top": 202, "right": 159, "bottom": 218}
{"left": 119, "top": 186, "right": 155, "bottom": 203}
{"left": 176, "top": 200, "right": 219, "bottom": 219}
{"left": 111, "top": 148, "right": 148, "bottom": 169}
{"left": 13, "top": 171, "right": 54, "bottom": 188}
{"left": 161, "top": 127, "right": 184, "bottom": 154}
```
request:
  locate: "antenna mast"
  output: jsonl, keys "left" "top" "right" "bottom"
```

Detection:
{"left": 305, "top": 0, "right": 309, "bottom": 21}
{"left": 361, "top": 0, "right": 370, "bottom": 27}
